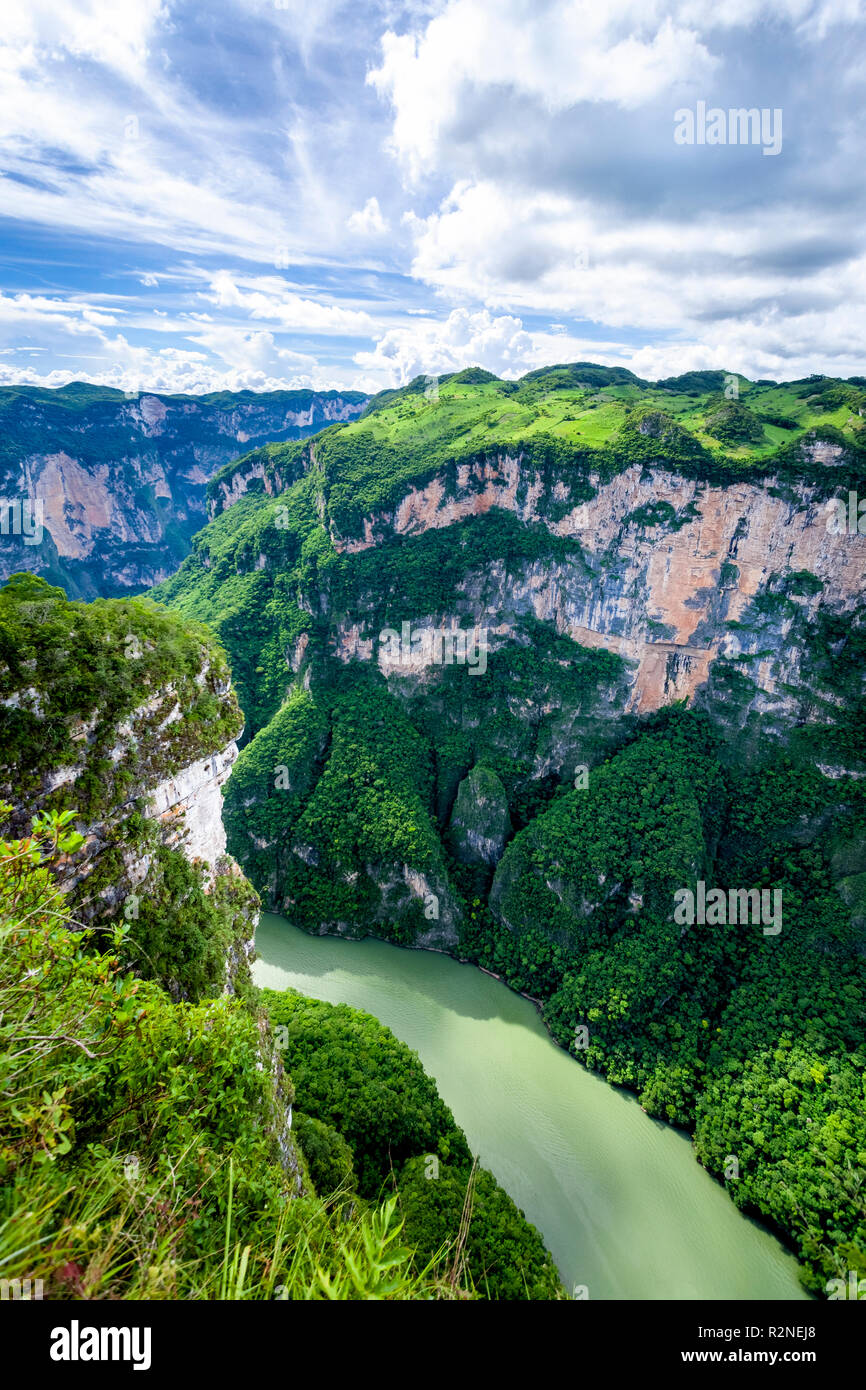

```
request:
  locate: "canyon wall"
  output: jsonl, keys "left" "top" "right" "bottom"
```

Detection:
{"left": 328, "top": 451, "right": 866, "bottom": 749}
{"left": 0, "top": 579, "right": 258, "bottom": 993}
{"left": 0, "top": 385, "right": 366, "bottom": 597}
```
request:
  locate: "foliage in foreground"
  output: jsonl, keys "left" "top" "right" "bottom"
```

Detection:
{"left": 263, "top": 989, "right": 565, "bottom": 1299}
{"left": 0, "top": 809, "right": 450, "bottom": 1300}
{"left": 1, "top": 807, "right": 563, "bottom": 1299}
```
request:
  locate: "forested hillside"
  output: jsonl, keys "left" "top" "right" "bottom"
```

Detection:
{"left": 0, "top": 574, "right": 560, "bottom": 1300}
{"left": 155, "top": 364, "right": 866, "bottom": 1294}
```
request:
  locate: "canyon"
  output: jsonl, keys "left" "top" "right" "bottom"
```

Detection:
{"left": 0, "top": 383, "right": 366, "bottom": 597}
{"left": 3, "top": 366, "right": 864, "bottom": 1300}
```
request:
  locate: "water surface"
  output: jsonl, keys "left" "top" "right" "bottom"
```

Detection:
{"left": 254, "top": 913, "right": 806, "bottom": 1301}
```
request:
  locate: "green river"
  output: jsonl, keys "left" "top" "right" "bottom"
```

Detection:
{"left": 254, "top": 912, "right": 807, "bottom": 1301}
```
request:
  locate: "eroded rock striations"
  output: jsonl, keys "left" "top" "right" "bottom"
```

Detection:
{"left": 0, "top": 383, "right": 366, "bottom": 597}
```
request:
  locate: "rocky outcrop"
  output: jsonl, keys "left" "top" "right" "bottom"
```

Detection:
{"left": 281, "top": 857, "right": 462, "bottom": 951}
{"left": 23, "top": 699, "right": 250, "bottom": 958}
{"left": 0, "top": 384, "right": 366, "bottom": 597}
{"left": 147, "top": 742, "right": 239, "bottom": 868}
{"left": 0, "top": 579, "right": 259, "bottom": 990}
{"left": 330, "top": 453, "right": 866, "bottom": 746}
{"left": 448, "top": 766, "right": 512, "bottom": 866}
{"left": 206, "top": 440, "right": 314, "bottom": 519}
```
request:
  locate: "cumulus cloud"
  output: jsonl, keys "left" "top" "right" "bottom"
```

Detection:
{"left": 370, "top": 0, "right": 864, "bottom": 177}
{"left": 366, "top": 0, "right": 866, "bottom": 382}
{"left": 355, "top": 306, "right": 535, "bottom": 382}
{"left": 369, "top": 1, "right": 720, "bottom": 178}
{"left": 347, "top": 196, "right": 390, "bottom": 236}
{"left": 0, "top": 0, "right": 864, "bottom": 392}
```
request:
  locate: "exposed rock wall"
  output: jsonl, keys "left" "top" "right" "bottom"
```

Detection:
{"left": 330, "top": 452, "right": 866, "bottom": 732}
{"left": 148, "top": 742, "right": 239, "bottom": 868}
{"left": 0, "top": 631, "right": 256, "bottom": 988}
{"left": 0, "top": 387, "right": 366, "bottom": 596}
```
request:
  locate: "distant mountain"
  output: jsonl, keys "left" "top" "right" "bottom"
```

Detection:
{"left": 0, "top": 382, "right": 367, "bottom": 597}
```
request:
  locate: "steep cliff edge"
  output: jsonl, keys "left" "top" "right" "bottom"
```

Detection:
{"left": 157, "top": 365, "right": 866, "bottom": 946}
{"left": 0, "top": 382, "right": 367, "bottom": 598}
{"left": 0, "top": 566, "right": 565, "bottom": 1300}
{"left": 0, "top": 571, "right": 259, "bottom": 997}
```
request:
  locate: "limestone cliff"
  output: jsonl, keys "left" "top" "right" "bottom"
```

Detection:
{"left": 156, "top": 366, "right": 866, "bottom": 954}
{"left": 0, "top": 574, "right": 258, "bottom": 995}
{"left": 0, "top": 383, "right": 366, "bottom": 598}
{"left": 327, "top": 451, "right": 866, "bottom": 759}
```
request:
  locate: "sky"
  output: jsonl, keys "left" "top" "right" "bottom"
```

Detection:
{"left": 0, "top": 0, "right": 864, "bottom": 395}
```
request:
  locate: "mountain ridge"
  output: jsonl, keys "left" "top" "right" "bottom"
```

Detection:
{"left": 0, "top": 383, "right": 368, "bottom": 598}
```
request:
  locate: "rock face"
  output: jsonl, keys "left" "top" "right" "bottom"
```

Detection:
{"left": 0, "top": 578, "right": 258, "bottom": 993}
{"left": 0, "top": 383, "right": 366, "bottom": 597}
{"left": 206, "top": 439, "right": 317, "bottom": 519}
{"left": 9, "top": 686, "right": 246, "bottom": 934}
{"left": 152, "top": 373, "right": 866, "bottom": 959}
{"left": 448, "top": 767, "right": 512, "bottom": 866}
{"left": 298, "top": 861, "right": 462, "bottom": 950}
{"left": 147, "top": 743, "right": 240, "bottom": 868}
{"left": 329, "top": 452, "right": 866, "bottom": 749}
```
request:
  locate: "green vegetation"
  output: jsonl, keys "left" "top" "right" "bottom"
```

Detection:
{"left": 195, "top": 365, "right": 866, "bottom": 546}
{"left": 475, "top": 712, "right": 866, "bottom": 1295}
{"left": 0, "top": 803, "right": 561, "bottom": 1300}
{"left": 0, "top": 573, "right": 242, "bottom": 816}
{"left": 703, "top": 397, "right": 766, "bottom": 446}
{"left": 0, "top": 573, "right": 257, "bottom": 1003}
{"left": 398, "top": 1156, "right": 563, "bottom": 1300}
{"left": 0, "top": 808, "right": 435, "bottom": 1300}
{"left": 291, "top": 1114, "right": 356, "bottom": 1198}
{"left": 149, "top": 365, "right": 866, "bottom": 1300}
{"left": 262, "top": 989, "right": 471, "bottom": 1195}
{"left": 123, "top": 843, "right": 260, "bottom": 1002}
{"left": 244, "top": 677, "right": 450, "bottom": 943}
{"left": 263, "top": 990, "right": 564, "bottom": 1298}
{"left": 0, "top": 558, "right": 565, "bottom": 1301}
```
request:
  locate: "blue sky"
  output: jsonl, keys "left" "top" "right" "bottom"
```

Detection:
{"left": 0, "top": 0, "right": 864, "bottom": 393}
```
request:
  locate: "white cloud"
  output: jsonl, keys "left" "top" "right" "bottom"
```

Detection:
{"left": 356, "top": 291, "right": 866, "bottom": 388}
{"left": 4, "top": 0, "right": 166, "bottom": 81}
{"left": 347, "top": 196, "right": 389, "bottom": 236}
{"left": 396, "top": 172, "right": 866, "bottom": 380}
{"left": 201, "top": 271, "right": 377, "bottom": 335}
{"left": 0, "top": 339, "right": 350, "bottom": 395}
{"left": 0, "top": 0, "right": 405, "bottom": 272}
{"left": 0, "top": 0, "right": 864, "bottom": 393}
{"left": 359, "top": 0, "right": 866, "bottom": 382}
{"left": 0, "top": 290, "right": 122, "bottom": 334}
{"left": 0, "top": 286, "right": 362, "bottom": 393}
{"left": 354, "top": 306, "right": 533, "bottom": 382}
{"left": 369, "top": 0, "right": 722, "bottom": 178}
{"left": 186, "top": 324, "right": 316, "bottom": 375}
{"left": 370, "top": 0, "right": 865, "bottom": 179}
